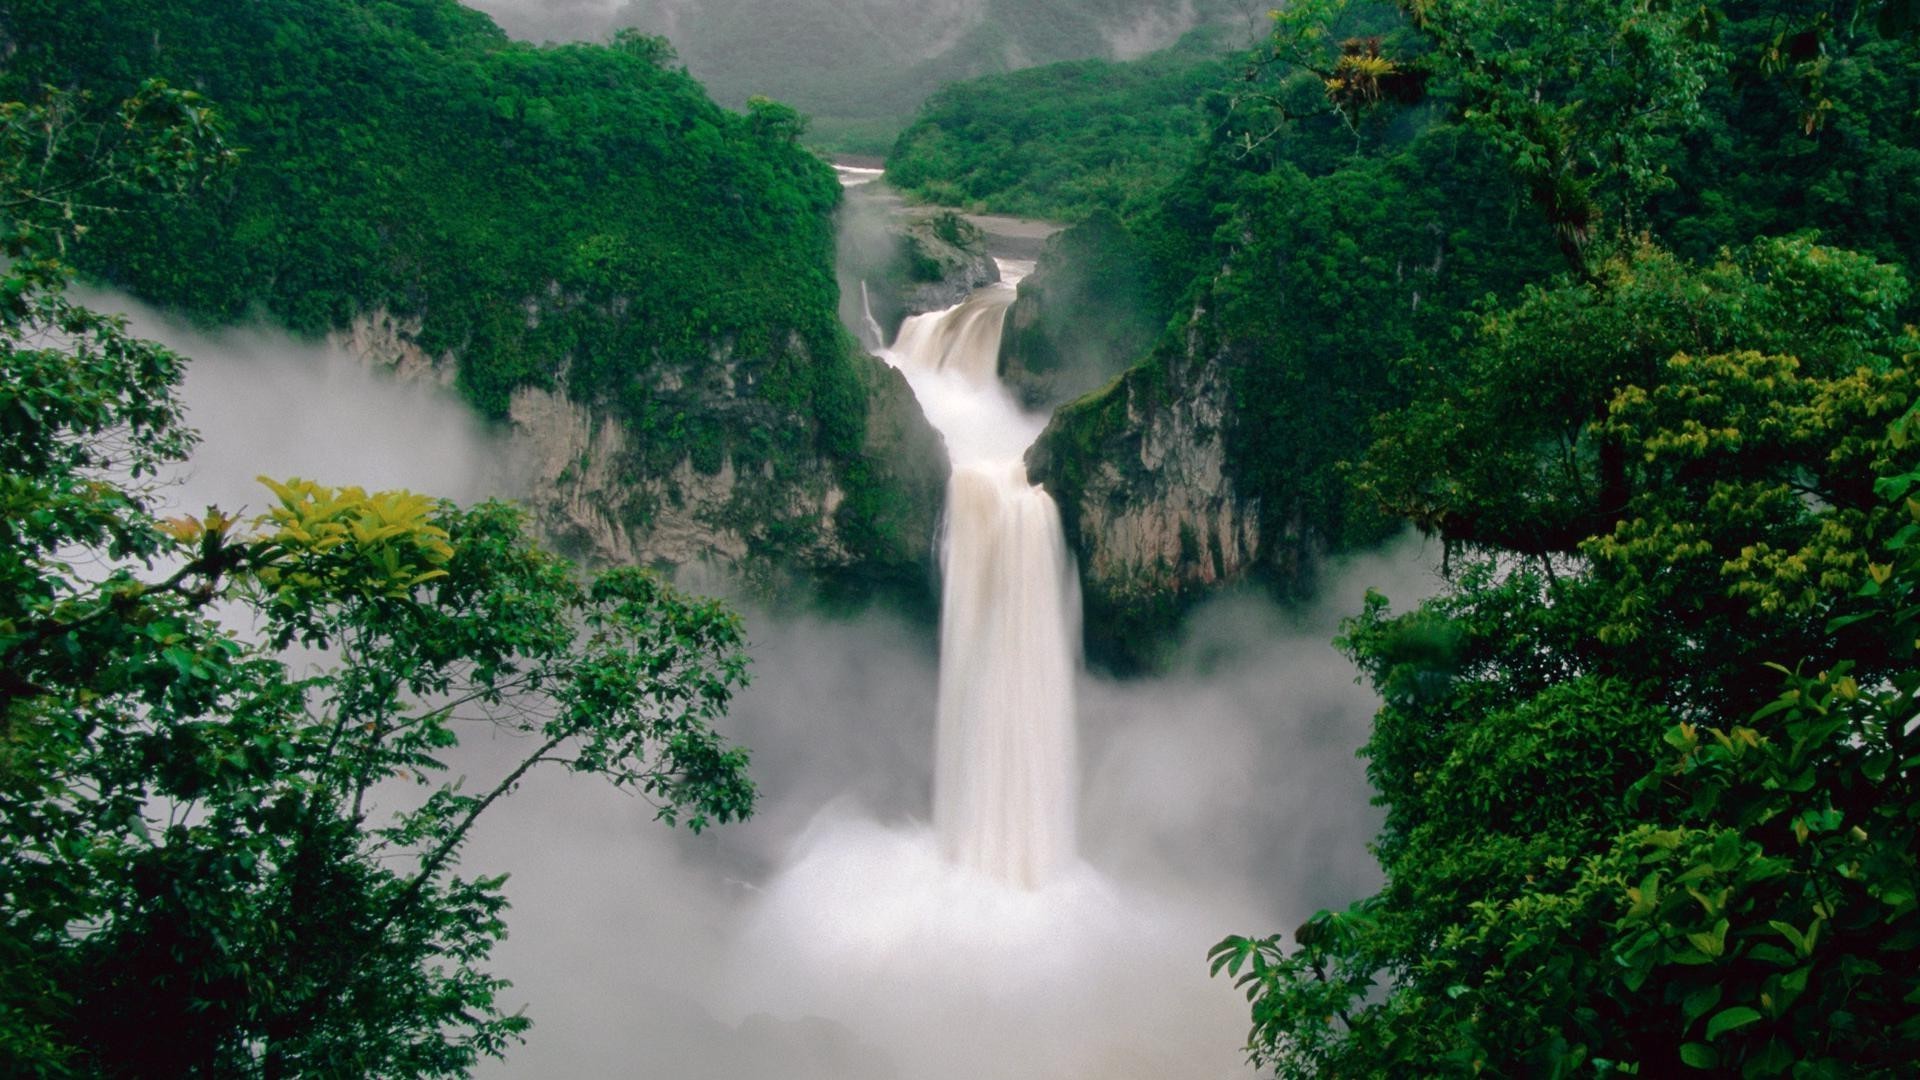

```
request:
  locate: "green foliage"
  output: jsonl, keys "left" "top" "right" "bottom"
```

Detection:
{"left": 1393, "top": 0, "right": 1723, "bottom": 269}
{"left": 1211, "top": 133, "right": 1920, "bottom": 1080}
{"left": 999, "top": 208, "right": 1166, "bottom": 406}
{"left": 1653, "top": 5, "right": 1920, "bottom": 273}
{"left": 885, "top": 29, "right": 1237, "bottom": 220}
{"left": 1364, "top": 237, "right": 1917, "bottom": 706}
{"left": 1195, "top": 120, "right": 1561, "bottom": 555}
{"left": 1220, "top": 507, "right": 1920, "bottom": 1073}
{"left": 3, "top": 0, "right": 873, "bottom": 517}
{"left": 0, "top": 91, "right": 753, "bottom": 1077}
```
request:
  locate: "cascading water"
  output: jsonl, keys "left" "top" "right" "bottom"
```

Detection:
{"left": 857, "top": 281, "right": 887, "bottom": 353}
{"left": 718, "top": 256, "right": 1261, "bottom": 1080}
{"left": 881, "top": 270, "right": 1080, "bottom": 888}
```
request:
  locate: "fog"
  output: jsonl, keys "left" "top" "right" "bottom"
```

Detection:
{"left": 459, "top": 1, "right": 1260, "bottom": 122}
{"left": 71, "top": 286, "right": 516, "bottom": 518}
{"left": 465, "top": 0, "right": 988, "bottom": 51}
{"left": 82, "top": 282, "right": 1434, "bottom": 1076}
{"left": 455, "top": 540, "right": 1434, "bottom": 1079}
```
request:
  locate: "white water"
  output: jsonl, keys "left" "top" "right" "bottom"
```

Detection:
{"left": 858, "top": 280, "right": 887, "bottom": 351}
{"left": 718, "top": 262, "right": 1252, "bottom": 1078}
{"left": 884, "top": 268, "right": 1080, "bottom": 887}
{"left": 834, "top": 163, "right": 887, "bottom": 188}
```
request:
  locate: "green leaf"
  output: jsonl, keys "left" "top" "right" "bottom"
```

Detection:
{"left": 1682, "top": 983, "right": 1722, "bottom": 1025}
{"left": 1767, "top": 919, "right": 1806, "bottom": 952}
{"left": 1705, "top": 1005, "right": 1763, "bottom": 1040}
{"left": 1685, "top": 919, "right": 1729, "bottom": 959}
{"left": 1679, "top": 1042, "right": 1718, "bottom": 1068}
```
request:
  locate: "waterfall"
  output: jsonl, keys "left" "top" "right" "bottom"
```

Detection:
{"left": 882, "top": 268, "right": 1080, "bottom": 888}
{"left": 858, "top": 280, "right": 886, "bottom": 353}
{"left": 720, "top": 256, "right": 1271, "bottom": 1078}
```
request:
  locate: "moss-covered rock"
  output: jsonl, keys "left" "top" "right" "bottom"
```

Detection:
{"left": 838, "top": 192, "right": 1000, "bottom": 347}
{"left": 998, "top": 209, "right": 1162, "bottom": 408}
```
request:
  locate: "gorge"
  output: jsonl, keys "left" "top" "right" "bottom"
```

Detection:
{"left": 12, "top": 0, "right": 1910, "bottom": 1074}
{"left": 86, "top": 204, "right": 1397, "bottom": 1080}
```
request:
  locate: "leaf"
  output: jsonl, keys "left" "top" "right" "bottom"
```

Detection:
{"left": 1682, "top": 983, "right": 1722, "bottom": 1025}
{"left": 1768, "top": 919, "right": 1808, "bottom": 957}
{"left": 1679, "top": 1042, "right": 1718, "bottom": 1068}
{"left": 1705, "top": 1005, "right": 1763, "bottom": 1040}
{"left": 1686, "top": 918, "right": 1729, "bottom": 958}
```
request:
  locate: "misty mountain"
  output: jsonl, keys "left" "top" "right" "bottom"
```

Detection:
{"left": 468, "top": 0, "right": 1265, "bottom": 147}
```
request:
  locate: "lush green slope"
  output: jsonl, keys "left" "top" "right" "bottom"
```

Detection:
{"left": 0, "top": 0, "right": 938, "bottom": 588}
{"left": 885, "top": 28, "right": 1236, "bottom": 219}
{"left": 1002, "top": 0, "right": 1920, "bottom": 1073}
{"left": 994, "top": 0, "right": 1920, "bottom": 662}
{"left": 4, "top": 1, "right": 842, "bottom": 424}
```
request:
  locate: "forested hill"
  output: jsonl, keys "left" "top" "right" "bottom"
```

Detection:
{"left": 898, "top": 0, "right": 1920, "bottom": 668}
{"left": 893, "top": 1, "right": 1920, "bottom": 1073}
{"left": 885, "top": 27, "right": 1236, "bottom": 220}
{"left": 1, "top": 0, "right": 839, "bottom": 419}
{"left": 1, "top": 0, "right": 945, "bottom": 593}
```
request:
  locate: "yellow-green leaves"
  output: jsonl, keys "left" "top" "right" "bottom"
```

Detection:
{"left": 251, "top": 476, "right": 453, "bottom": 605}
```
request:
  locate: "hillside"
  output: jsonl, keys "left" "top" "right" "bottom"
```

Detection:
{"left": 885, "top": 27, "right": 1237, "bottom": 219}
{"left": 0, "top": 0, "right": 946, "bottom": 598}
{"left": 895, "top": 0, "right": 1920, "bottom": 666}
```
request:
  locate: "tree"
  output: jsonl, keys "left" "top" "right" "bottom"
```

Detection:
{"left": 1211, "top": 234, "right": 1919, "bottom": 1075}
{"left": 1, "top": 86, "right": 755, "bottom": 1077}
{"left": 1386, "top": 0, "right": 1722, "bottom": 271}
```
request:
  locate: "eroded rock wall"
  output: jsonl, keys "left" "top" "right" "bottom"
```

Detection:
{"left": 1027, "top": 305, "right": 1309, "bottom": 669}
{"left": 335, "top": 306, "right": 947, "bottom": 600}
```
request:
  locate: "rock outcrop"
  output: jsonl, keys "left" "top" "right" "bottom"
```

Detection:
{"left": 894, "top": 211, "right": 1000, "bottom": 314}
{"left": 1027, "top": 304, "right": 1309, "bottom": 669}
{"left": 329, "top": 308, "right": 455, "bottom": 388}
{"left": 335, "top": 306, "right": 947, "bottom": 601}
{"left": 837, "top": 181, "right": 1000, "bottom": 346}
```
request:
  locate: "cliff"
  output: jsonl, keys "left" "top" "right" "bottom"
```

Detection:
{"left": 997, "top": 209, "right": 1160, "bottom": 409}
{"left": 332, "top": 306, "right": 946, "bottom": 600}
{"left": 1026, "top": 304, "right": 1306, "bottom": 671}
{"left": 14, "top": 0, "right": 951, "bottom": 605}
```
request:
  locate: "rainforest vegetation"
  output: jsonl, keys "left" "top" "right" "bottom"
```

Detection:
{"left": 0, "top": 83, "right": 755, "bottom": 1075}
{"left": 0, "top": 0, "right": 938, "bottom": 583}
{"left": 884, "top": 27, "right": 1238, "bottom": 219}
{"left": 2, "top": 0, "right": 844, "bottom": 424}
{"left": 896, "top": 0, "right": 1920, "bottom": 1073}
{"left": 6, "top": 0, "right": 1920, "bottom": 1075}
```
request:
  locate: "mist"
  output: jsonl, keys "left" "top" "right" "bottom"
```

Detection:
{"left": 463, "top": 0, "right": 623, "bottom": 43}
{"left": 456, "top": 539, "right": 1436, "bottom": 1079}
{"left": 71, "top": 286, "right": 516, "bottom": 518}
{"left": 76, "top": 281, "right": 1429, "bottom": 1076}
{"left": 459, "top": 1, "right": 1257, "bottom": 125}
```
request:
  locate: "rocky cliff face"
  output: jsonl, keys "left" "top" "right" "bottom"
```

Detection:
{"left": 837, "top": 179, "right": 1000, "bottom": 346}
{"left": 1026, "top": 304, "right": 1311, "bottom": 670}
{"left": 333, "top": 307, "right": 947, "bottom": 601}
